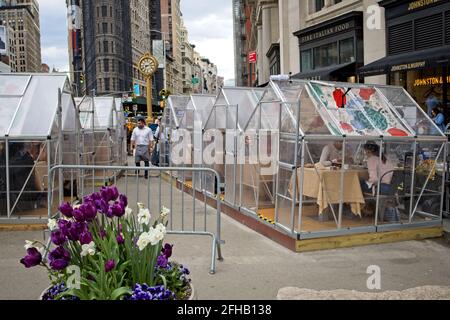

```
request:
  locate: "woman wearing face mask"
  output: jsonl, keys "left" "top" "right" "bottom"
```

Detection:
{"left": 360, "top": 142, "right": 394, "bottom": 195}
{"left": 431, "top": 107, "right": 446, "bottom": 134}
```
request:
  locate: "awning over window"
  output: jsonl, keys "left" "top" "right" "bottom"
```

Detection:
{"left": 292, "top": 62, "right": 356, "bottom": 80}
{"left": 358, "top": 45, "right": 450, "bottom": 77}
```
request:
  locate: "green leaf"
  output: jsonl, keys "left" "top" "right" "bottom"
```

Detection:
{"left": 111, "top": 287, "right": 132, "bottom": 300}
{"left": 159, "top": 274, "right": 167, "bottom": 289}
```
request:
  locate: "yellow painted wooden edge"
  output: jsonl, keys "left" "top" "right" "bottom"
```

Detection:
{"left": 296, "top": 227, "right": 443, "bottom": 252}
{"left": 0, "top": 224, "right": 47, "bottom": 232}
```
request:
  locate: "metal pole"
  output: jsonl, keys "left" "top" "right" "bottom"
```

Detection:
{"left": 338, "top": 138, "right": 346, "bottom": 229}
{"left": 147, "top": 76, "right": 153, "bottom": 123}
{"left": 58, "top": 89, "right": 64, "bottom": 205}
{"left": 374, "top": 140, "right": 384, "bottom": 226}
{"left": 440, "top": 142, "right": 448, "bottom": 221}
{"left": 47, "top": 140, "right": 52, "bottom": 219}
{"left": 297, "top": 139, "right": 306, "bottom": 233}
{"left": 409, "top": 141, "right": 418, "bottom": 223}
{"left": 5, "top": 137, "right": 10, "bottom": 218}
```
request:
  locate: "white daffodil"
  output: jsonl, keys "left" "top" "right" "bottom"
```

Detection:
{"left": 47, "top": 219, "right": 57, "bottom": 231}
{"left": 24, "top": 240, "right": 36, "bottom": 250}
{"left": 160, "top": 206, "right": 170, "bottom": 220}
{"left": 37, "top": 247, "right": 46, "bottom": 256}
{"left": 124, "top": 206, "right": 133, "bottom": 219}
{"left": 137, "top": 203, "right": 145, "bottom": 210}
{"left": 148, "top": 224, "right": 166, "bottom": 245}
{"left": 137, "top": 232, "right": 152, "bottom": 251}
{"left": 81, "top": 242, "right": 96, "bottom": 257}
{"left": 137, "top": 208, "right": 151, "bottom": 226}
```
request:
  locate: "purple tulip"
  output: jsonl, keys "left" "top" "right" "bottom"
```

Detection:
{"left": 105, "top": 259, "right": 116, "bottom": 273}
{"left": 162, "top": 244, "right": 173, "bottom": 259}
{"left": 119, "top": 194, "right": 128, "bottom": 207}
{"left": 59, "top": 202, "right": 73, "bottom": 218}
{"left": 79, "top": 231, "right": 93, "bottom": 245}
{"left": 57, "top": 220, "right": 72, "bottom": 237}
{"left": 116, "top": 233, "right": 125, "bottom": 245}
{"left": 99, "top": 229, "right": 107, "bottom": 240}
{"left": 157, "top": 255, "right": 168, "bottom": 268}
{"left": 80, "top": 203, "right": 97, "bottom": 222}
{"left": 20, "top": 248, "right": 42, "bottom": 268}
{"left": 100, "top": 187, "right": 115, "bottom": 202}
{"left": 73, "top": 209, "right": 85, "bottom": 222}
{"left": 51, "top": 230, "right": 67, "bottom": 246}
{"left": 110, "top": 187, "right": 119, "bottom": 201}
{"left": 48, "top": 247, "right": 71, "bottom": 271}
{"left": 67, "top": 222, "right": 87, "bottom": 241}
{"left": 111, "top": 202, "right": 125, "bottom": 218}
{"left": 84, "top": 192, "right": 101, "bottom": 203}
{"left": 95, "top": 199, "right": 109, "bottom": 215}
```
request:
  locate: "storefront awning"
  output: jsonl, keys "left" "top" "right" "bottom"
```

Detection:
{"left": 359, "top": 45, "right": 450, "bottom": 77}
{"left": 292, "top": 62, "right": 356, "bottom": 80}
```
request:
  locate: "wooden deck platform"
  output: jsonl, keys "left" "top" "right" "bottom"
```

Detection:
{"left": 174, "top": 178, "right": 443, "bottom": 252}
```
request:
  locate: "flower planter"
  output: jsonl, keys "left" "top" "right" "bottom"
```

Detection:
{"left": 39, "top": 282, "right": 197, "bottom": 301}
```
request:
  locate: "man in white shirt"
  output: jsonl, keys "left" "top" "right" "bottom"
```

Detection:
{"left": 319, "top": 141, "right": 353, "bottom": 167}
{"left": 131, "top": 118, "right": 154, "bottom": 179}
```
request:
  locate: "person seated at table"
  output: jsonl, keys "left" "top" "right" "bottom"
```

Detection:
{"left": 360, "top": 142, "right": 394, "bottom": 195}
{"left": 319, "top": 141, "right": 353, "bottom": 167}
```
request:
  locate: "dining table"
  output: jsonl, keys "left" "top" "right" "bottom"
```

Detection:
{"left": 289, "top": 164, "right": 369, "bottom": 216}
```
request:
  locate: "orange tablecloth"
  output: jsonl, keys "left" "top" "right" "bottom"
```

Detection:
{"left": 289, "top": 167, "right": 369, "bottom": 216}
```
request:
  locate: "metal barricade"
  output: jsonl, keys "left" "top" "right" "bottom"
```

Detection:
{"left": 47, "top": 165, "right": 224, "bottom": 274}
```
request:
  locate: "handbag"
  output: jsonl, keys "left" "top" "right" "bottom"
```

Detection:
{"left": 384, "top": 207, "right": 400, "bottom": 223}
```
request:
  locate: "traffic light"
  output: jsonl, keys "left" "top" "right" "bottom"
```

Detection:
{"left": 80, "top": 73, "right": 85, "bottom": 84}
{"left": 159, "top": 89, "right": 171, "bottom": 100}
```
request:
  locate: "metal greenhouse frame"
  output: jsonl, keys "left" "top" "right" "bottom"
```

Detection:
{"left": 219, "top": 79, "right": 447, "bottom": 240}
{"left": 0, "top": 74, "right": 81, "bottom": 222}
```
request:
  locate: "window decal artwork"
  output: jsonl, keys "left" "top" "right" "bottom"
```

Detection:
{"left": 309, "top": 81, "right": 412, "bottom": 137}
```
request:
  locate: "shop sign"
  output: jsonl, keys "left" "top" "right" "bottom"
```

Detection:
{"left": 413, "top": 76, "right": 450, "bottom": 87}
{"left": 390, "top": 61, "right": 426, "bottom": 72}
{"left": 248, "top": 51, "right": 257, "bottom": 63}
{"left": 408, "top": 0, "right": 441, "bottom": 11}
{"left": 300, "top": 22, "right": 353, "bottom": 44}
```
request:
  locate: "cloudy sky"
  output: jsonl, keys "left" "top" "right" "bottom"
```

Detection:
{"left": 38, "top": 0, "right": 235, "bottom": 81}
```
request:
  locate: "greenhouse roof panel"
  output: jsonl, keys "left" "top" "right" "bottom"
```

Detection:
{"left": 308, "top": 81, "right": 415, "bottom": 137}
{"left": 76, "top": 96, "right": 115, "bottom": 130}
{"left": 0, "top": 74, "right": 31, "bottom": 96}
{"left": 0, "top": 74, "right": 76, "bottom": 138}
{"left": 167, "top": 95, "right": 191, "bottom": 128}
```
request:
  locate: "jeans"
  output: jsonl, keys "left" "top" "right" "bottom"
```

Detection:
{"left": 136, "top": 161, "right": 150, "bottom": 178}
{"left": 360, "top": 179, "right": 392, "bottom": 195}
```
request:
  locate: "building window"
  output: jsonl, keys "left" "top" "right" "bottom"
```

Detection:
{"left": 104, "top": 78, "right": 110, "bottom": 92}
{"left": 102, "top": 23, "right": 108, "bottom": 34}
{"left": 315, "top": 0, "right": 325, "bottom": 12}
{"left": 101, "top": 6, "right": 107, "bottom": 17}
{"left": 301, "top": 49, "right": 313, "bottom": 72}
{"left": 104, "top": 59, "right": 109, "bottom": 72}
{"left": 339, "top": 38, "right": 355, "bottom": 64}
{"left": 313, "top": 42, "right": 338, "bottom": 68}
{"left": 103, "top": 41, "right": 108, "bottom": 53}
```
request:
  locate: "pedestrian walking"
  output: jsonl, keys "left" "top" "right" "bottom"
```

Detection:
{"left": 131, "top": 117, "right": 154, "bottom": 179}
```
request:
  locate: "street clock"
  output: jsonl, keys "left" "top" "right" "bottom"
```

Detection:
{"left": 138, "top": 53, "right": 158, "bottom": 77}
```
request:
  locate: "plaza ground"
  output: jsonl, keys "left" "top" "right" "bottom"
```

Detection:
{"left": 1, "top": 164, "right": 449, "bottom": 300}
{"left": 1, "top": 214, "right": 449, "bottom": 300}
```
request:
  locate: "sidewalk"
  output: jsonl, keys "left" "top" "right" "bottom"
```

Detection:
{"left": 2, "top": 166, "right": 450, "bottom": 300}
{"left": 1, "top": 213, "right": 450, "bottom": 300}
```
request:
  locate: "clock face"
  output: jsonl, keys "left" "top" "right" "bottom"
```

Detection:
{"left": 139, "top": 56, "right": 157, "bottom": 76}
